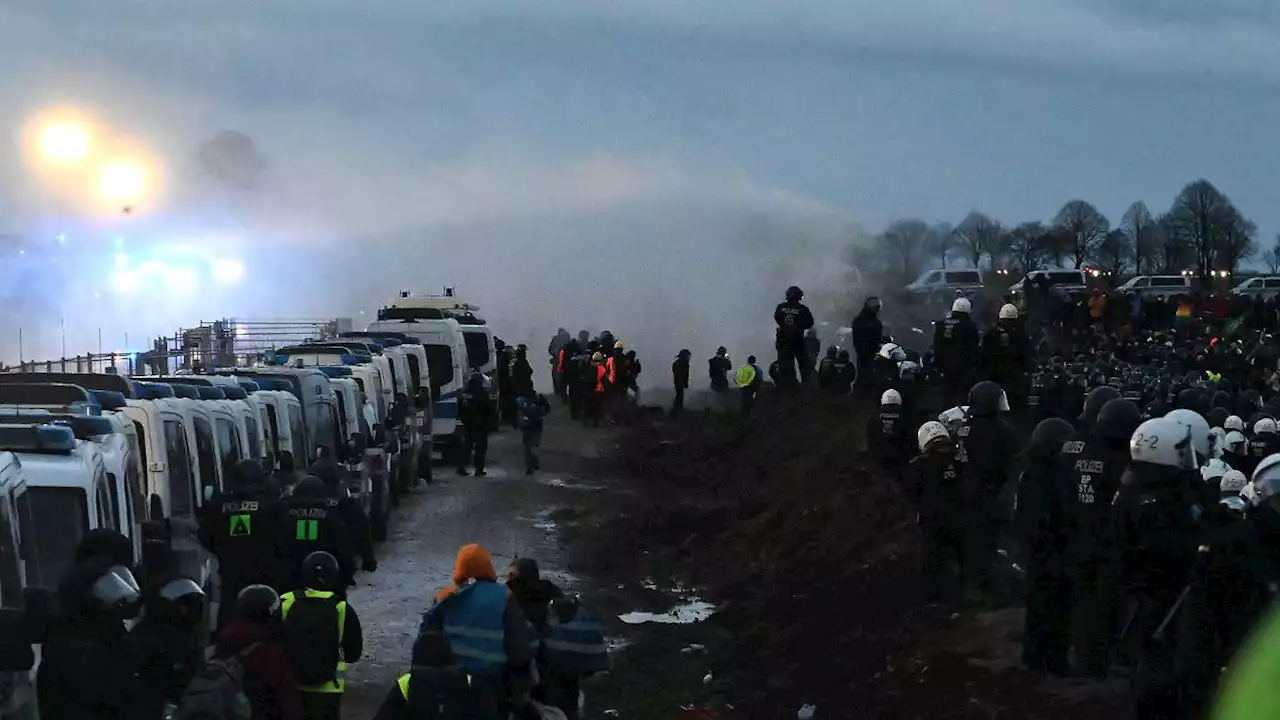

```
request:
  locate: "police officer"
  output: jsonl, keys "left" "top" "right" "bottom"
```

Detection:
{"left": 307, "top": 457, "right": 378, "bottom": 578}
{"left": 955, "top": 381, "right": 1018, "bottom": 600}
{"left": 773, "top": 285, "right": 815, "bottom": 389}
{"left": 1175, "top": 456, "right": 1280, "bottom": 716}
{"left": 1016, "top": 417, "right": 1074, "bottom": 674}
{"left": 1058, "top": 398, "right": 1140, "bottom": 678}
{"left": 281, "top": 551, "right": 363, "bottom": 720}
{"left": 981, "top": 304, "right": 1033, "bottom": 412}
{"left": 832, "top": 349, "right": 855, "bottom": 395}
{"left": 1242, "top": 417, "right": 1280, "bottom": 478}
{"left": 816, "top": 346, "right": 839, "bottom": 391}
{"left": 1075, "top": 386, "right": 1121, "bottom": 434}
{"left": 671, "top": 349, "right": 691, "bottom": 416}
{"left": 279, "top": 478, "right": 356, "bottom": 594}
{"left": 708, "top": 347, "right": 731, "bottom": 393}
{"left": 902, "top": 421, "right": 964, "bottom": 601}
{"left": 199, "top": 458, "right": 284, "bottom": 631}
{"left": 1112, "top": 417, "right": 1201, "bottom": 718}
{"left": 871, "top": 342, "right": 906, "bottom": 398}
{"left": 867, "top": 389, "right": 909, "bottom": 472}
{"left": 934, "top": 297, "right": 979, "bottom": 405}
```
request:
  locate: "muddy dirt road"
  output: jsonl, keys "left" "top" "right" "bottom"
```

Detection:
{"left": 340, "top": 418, "right": 613, "bottom": 719}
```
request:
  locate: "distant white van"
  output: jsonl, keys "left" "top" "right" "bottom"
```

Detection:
{"left": 367, "top": 313, "right": 468, "bottom": 458}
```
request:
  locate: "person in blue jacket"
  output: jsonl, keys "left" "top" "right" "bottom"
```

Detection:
{"left": 517, "top": 394, "right": 552, "bottom": 475}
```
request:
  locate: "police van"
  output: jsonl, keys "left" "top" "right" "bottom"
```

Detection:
{"left": 226, "top": 378, "right": 306, "bottom": 478}
{"left": 0, "top": 451, "right": 35, "bottom": 719}
{"left": 219, "top": 368, "right": 341, "bottom": 470}
{"left": 0, "top": 424, "right": 112, "bottom": 593}
{"left": 367, "top": 298, "right": 469, "bottom": 461}
{"left": 154, "top": 376, "right": 267, "bottom": 470}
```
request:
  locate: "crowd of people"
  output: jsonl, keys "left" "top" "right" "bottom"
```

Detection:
{"left": 37, "top": 434, "right": 607, "bottom": 720}
{"left": 545, "top": 329, "right": 643, "bottom": 427}
{"left": 831, "top": 283, "right": 1280, "bottom": 718}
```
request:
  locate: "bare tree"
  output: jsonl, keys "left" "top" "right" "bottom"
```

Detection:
{"left": 1216, "top": 207, "right": 1256, "bottom": 274}
{"left": 1166, "top": 179, "right": 1239, "bottom": 278}
{"left": 1120, "top": 201, "right": 1157, "bottom": 274}
{"left": 926, "top": 222, "right": 953, "bottom": 268}
{"left": 1052, "top": 200, "right": 1110, "bottom": 269}
{"left": 951, "top": 211, "right": 1003, "bottom": 269}
{"left": 1153, "top": 213, "right": 1190, "bottom": 274}
{"left": 1092, "top": 229, "right": 1132, "bottom": 275}
{"left": 1005, "top": 221, "right": 1048, "bottom": 275}
{"left": 875, "top": 219, "right": 936, "bottom": 286}
{"left": 1268, "top": 235, "right": 1280, "bottom": 275}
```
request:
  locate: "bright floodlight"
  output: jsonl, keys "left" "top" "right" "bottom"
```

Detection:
{"left": 111, "top": 270, "right": 140, "bottom": 293}
{"left": 40, "top": 124, "right": 91, "bottom": 164}
{"left": 210, "top": 259, "right": 244, "bottom": 283}
{"left": 98, "top": 162, "right": 145, "bottom": 201}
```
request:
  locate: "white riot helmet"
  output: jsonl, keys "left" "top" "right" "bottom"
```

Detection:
{"left": 938, "top": 405, "right": 968, "bottom": 429}
{"left": 898, "top": 360, "right": 921, "bottom": 380}
{"left": 1241, "top": 479, "right": 1261, "bottom": 506}
{"left": 1251, "top": 453, "right": 1280, "bottom": 503}
{"left": 952, "top": 297, "right": 972, "bottom": 314}
{"left": 1201, "top": 458, "right": 1230, "bottom": 485}
{"left": 880, "top": 389, "right": 903, "bottom": 406}
{"left": 998, "top": 304, "right": 1018, "bottom": 320}
{"left": 1220, "top": 469, "right": 1249, "bottom": 497}
{"left": 1130, "top": 417, "right": 1198, "bottom": 470}
{"left": 878, "top": 343, "right": 906, "bottom": 362}
{"left": 90, "top": 564, "right": 143, "bottom": 618}
{"left": 1255, "top": 418, "right": 1278, "bottom": 436}
{"left": 1165, "top": 409, "right": 1212, "bottom": 466}
{"left": 917, "top": 421, "right": 950, "bottom": 453}
{"left": 1225, "top": 430, "right": 1248, "bottom": 455}
{"left": 1220, "top": 495, "right": 1249, "bottom": 514}
{"left": 1208, "top": 427, "right": 1226, "bottom": 459}
{"left": 1224, "top": 415, "right": 1246, "bottom": 432}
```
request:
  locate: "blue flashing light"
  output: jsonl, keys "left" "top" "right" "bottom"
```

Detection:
{"left": 0, "top": 424, "right": 78, "bottom": 454}
{"left": 169, "top": 384, "right": 200, "bottom": 399}
{"left": 341, "top": 354, "right": 358, "bottom": 365}
{"left": 221, "top": 386, "right": 248, "bottom": 400}
{"left": 248, "top": 377, "right": 293, "bottom": 392}
{"left": 45, "top": 416, "right": 116, "bottom": 439}
{"left": 268, "top": 355, "right": 288, "bottom": 366}
{"left": 235, "top": 380, "right": 261, "bottom": 393}
{"left": 379, "top": 338, "right": 403, "bottom": 347}
{"left": 89, "top": 390, "right": 128, "bottom": 411}
{"left": 195, "top": 386, "right": 227, "bottom": 400}
{"left": 136, "top": 382, "right": 176, "bottom": 399}
{"left": 318, "top": 366, "right": 354, "bottom": 379}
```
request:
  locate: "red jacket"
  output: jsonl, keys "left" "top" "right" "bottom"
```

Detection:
{"left": 216, "top": 619, "right": 304, "bottom": 720}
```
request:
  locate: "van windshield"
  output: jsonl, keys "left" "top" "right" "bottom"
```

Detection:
{"left": 463, "top": 332, "right": 490, "bottom": 370}
{"left": 27, "top": 486, "right": 89, "bottom": 591}
{"left": 424, "top": 345, "right": 453, "bottom": 395}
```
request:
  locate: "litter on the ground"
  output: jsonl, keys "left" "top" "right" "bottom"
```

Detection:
{"left": 618, "top": 599, "right": 716, "bottom": 625}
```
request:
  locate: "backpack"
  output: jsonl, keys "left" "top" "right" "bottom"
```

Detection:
{"left": 283, "top": 594, "right": 342, "bottom": 686}
{"left": 171, "top": 643, "right": 260, "bottom": 720}
{"left": 404, "top": 667, "right": 477, "bottom": 720}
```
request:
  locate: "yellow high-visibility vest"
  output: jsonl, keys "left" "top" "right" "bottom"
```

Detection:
{"left": 281, "top": 589, "right": 348, "bottom": 694}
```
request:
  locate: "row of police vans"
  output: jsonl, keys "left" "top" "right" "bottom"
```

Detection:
{"left": 0, "top": 292, "right": 499, "bottom": 716}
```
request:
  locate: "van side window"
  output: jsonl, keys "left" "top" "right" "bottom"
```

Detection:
{"left": 287, "top": 404, "right": 307, "bottom": 463}
{"left": 264, "top": 404, "right": 281, "bottom": 458}
{"left": 406, "top": 354, "right": 423, "bottom": 394}
{"left": 164, "top": 420, "right": 194, "bottom": 518}
{"left": 129, "top": 422, "right": 148, "bottom": 519}
{"left": 105, "top": 473, "right": 123, "bottom": 531}
{"left": 215, "top": 417, "right": 242, "bottom": 478}
{"left": 245, "top": 414, "right": 263, "bottom": 460}
{"left": 193, "top": 416, "right": 220, "bottom": 495}
{"left": 14, "top": 489, "right": 40, "bottom": 589}
{"left": 0, "top": 495, "right": 23, "bottom": 607}
{"left": 96, "top": 470, "right": 117, "bottom": 531}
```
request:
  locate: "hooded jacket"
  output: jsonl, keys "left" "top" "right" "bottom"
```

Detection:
{"left": 850, "top": 300, "right": 883, "bottom": 361}
{"left": 216, "top": 618, "right": 304, "bottom": 720}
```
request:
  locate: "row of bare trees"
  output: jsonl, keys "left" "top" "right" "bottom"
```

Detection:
{"left": 851, "top": 178, "right": 1276, "bottom": 291}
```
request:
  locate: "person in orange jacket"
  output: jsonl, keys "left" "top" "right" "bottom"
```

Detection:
{"left": 419, "top": 544, "right": 534, "bottom": 716}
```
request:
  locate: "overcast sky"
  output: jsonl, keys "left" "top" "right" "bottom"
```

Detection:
{"left": 1, "top": 0, "right": 1277, "bottom": 359}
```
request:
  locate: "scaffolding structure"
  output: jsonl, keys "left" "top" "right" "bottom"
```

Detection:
{"left": 1, "top": 317, "right": 354, "bottom": 376}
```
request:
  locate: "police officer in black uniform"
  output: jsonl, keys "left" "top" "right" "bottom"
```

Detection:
{"left": 1058, "top": 398, "right": 1141, "bottom": 678}
{"left": 773, "top": 285, "right": 815, "bottom": 389}
{"left": 934, "top": 297, "right": 980, "bottom": 405}
{"left": 955, "top": 380, "right": 1018, "bottom": 600}
{"left": 1074, "top": 386, "right": 1121, "bottom": 434}
{"left": 832, "top": 349, "right": 855, "bottom": 395}
{"left": 279, "top": 477, "right": 357, "bottom": 595}
{"left": 198, "top": 458, "right": 284, "bottom": 630}
{"left": 981, "top": 304, "right": 1033, "bottom": 413}
{"left": 308, "top": 456, "right": 378, "bottom": 577}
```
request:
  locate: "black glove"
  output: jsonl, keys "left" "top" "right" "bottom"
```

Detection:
{"left": 362, "top": 559, "right": 378, "bottom": 573}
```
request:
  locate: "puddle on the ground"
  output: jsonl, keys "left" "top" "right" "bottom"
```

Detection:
{"left": 543, "top": 476, "right": 604, "bottom": 491}
{"left": 618, "top": 599, "right": 716, "bottom": 625}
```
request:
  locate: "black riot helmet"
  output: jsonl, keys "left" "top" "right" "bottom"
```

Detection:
{"left": 785, "top": 286, "right": 804, "bottom": 302}
{"left": 1026, "top": 418, "right": 1075, "bottom": 460}
{"left": 968, "top": 381, "right": 1009, "bottom": 417}
{"left": 1080, "top": 386, "right": 1121, "bottom": 425}
{"left": 1094, "top": 399, "right": 1142, "bottom": 442}
{"left": 291, "top": 476, "right": 330, "bottom": 499}
{"left": 231, "top": 458, "right": 267, "bottom": 492}
{"left": 300, "top": 551, "right": 339, "bottom": 591}
{"left": 1207, "top": 407, "right": 1230, "bottom": 430}
{"left": 1212, "top": 391, "right": 1232, "bottom": 410}
{"left": 235, "top": 584, "right": 281, "bottom": 622}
